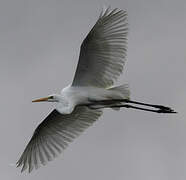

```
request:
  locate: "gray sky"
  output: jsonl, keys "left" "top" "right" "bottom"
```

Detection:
{"left": 1, "top": 0, "right": 186, "bottom": 179}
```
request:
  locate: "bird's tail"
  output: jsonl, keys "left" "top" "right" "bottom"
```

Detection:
{"left": 108, "top": 84, "right": 130, "bottom": 100}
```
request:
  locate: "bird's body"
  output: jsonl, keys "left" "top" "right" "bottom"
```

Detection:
{"left": 56, "top": 85, "right": 129, "bottom": 114}
{"left": 17, "top": 7, "right": 176, "bottom": 173}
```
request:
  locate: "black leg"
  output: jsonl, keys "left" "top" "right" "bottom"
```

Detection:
{"left": 88, "top": 104, "right": 177, "bottom": 113}
{"left": 122, "top": 99, "right": 172, "bottom": 111}
{"left": 87, "top": 99, "right": 177, "bottom": 113}
{"left": 107, "top": 104, "right": 177, "bottom": 113}
{"left": 88, "top": 99, "right": 175, "bottom": 112}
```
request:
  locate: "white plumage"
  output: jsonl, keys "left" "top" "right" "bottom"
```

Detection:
{"left": 17, "top": 7, "right": 175, "bottom": 173}
{"left": 17, "top": 7, "right": 129, "bottom": 173}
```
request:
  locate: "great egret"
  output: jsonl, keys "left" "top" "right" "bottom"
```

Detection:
{"left": 17, "top": 7, "right": 176, "bottom": 173}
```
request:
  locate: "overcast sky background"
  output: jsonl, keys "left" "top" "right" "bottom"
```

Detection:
{"left": 0, "top": 0, "right": 186, "bottom": 180}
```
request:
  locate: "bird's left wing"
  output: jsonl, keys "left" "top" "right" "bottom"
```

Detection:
{"left": 72, "top": 7, "right": 128, "bottom": 88}
{"left": 17, "top": 107, "right": 102, "bottom": 173}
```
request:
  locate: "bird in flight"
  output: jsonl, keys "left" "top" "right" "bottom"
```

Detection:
{"left": 17, "top": 7, "right": 176, "bottom": 173}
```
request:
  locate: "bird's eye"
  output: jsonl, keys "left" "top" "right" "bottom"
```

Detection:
{"left": 50, "top": 96, "right": 54, "bottom": 99}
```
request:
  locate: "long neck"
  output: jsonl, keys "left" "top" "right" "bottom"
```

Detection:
{"left": 54, "top": 95, "right": 74, "bottom": 114}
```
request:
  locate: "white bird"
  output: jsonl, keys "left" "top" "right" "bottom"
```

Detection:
{"left": 17, "top": 7, "right": 176, "bottom": 173}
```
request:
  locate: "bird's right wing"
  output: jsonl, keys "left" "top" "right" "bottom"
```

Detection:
{"left": 72, "top": 7, "right": 128, "bottom": 88}
{"left": 16, "top": 107, "right": 102, "bottom": 173}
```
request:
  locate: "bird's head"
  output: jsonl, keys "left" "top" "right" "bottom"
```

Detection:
{"left": 32, "top": 94, "right": 61, "bottom": 103}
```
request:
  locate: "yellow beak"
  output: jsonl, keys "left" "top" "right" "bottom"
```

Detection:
{"left": 32, "top": 97, "right": 49, "bottom": 102}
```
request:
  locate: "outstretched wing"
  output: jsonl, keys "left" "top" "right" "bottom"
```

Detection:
{"left": 72, "top": 7, "right": 128, "bottom": 88}
{"left": 17, "top": 107, "right": 102, "bottom": 173}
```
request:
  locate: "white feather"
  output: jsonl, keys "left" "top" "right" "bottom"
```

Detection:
{"left": 72, "top": 8, "right": 128, "bottom": 88}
